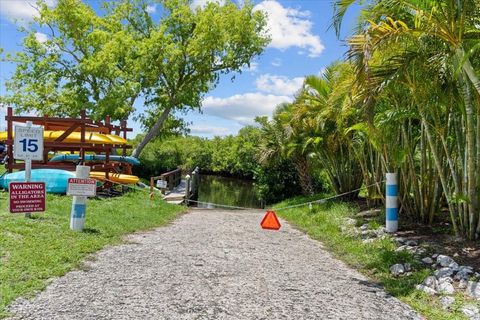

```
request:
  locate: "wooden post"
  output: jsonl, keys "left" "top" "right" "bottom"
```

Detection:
{"left": 150, "top": 177, "right": 154, "bottom": 200}
{"left": 80, "top": 110, "right": 86, "bottom": 165}
{"left": 185, "top": 174, "right": 191, "bottom": 205}
{"left": 6, "top": 107, "right": 13, "bottom": 173}
{"left": 105, "top": 115, "right": 110, "bottom": 182}
{"left": 121, "top": 119, "right": 127, "bottom": 157}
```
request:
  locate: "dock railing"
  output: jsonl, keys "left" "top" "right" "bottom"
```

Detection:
{"left": 150, "top": 168, "right": 182, "bottom": 195}
{"left": 185, "top": 167, "right": 200, "bottom": 203}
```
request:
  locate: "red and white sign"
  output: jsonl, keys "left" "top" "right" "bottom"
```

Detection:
{"left": 9, "top": 182, "right": 46, "bottom": 213}
{"left": 67, "top": 178, "right": 96, "bottom": 197}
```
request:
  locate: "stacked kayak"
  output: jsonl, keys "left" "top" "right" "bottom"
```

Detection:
{"left": 0, "top": 131, "right": 127, "bottom": 145}
{"left": 0, "top": 169, "right": 75, "bottom": 193}
{"left": 49, "top": 154, "right": 140, "bottom": 166}
{"left": 90, "top": 172, "right": 140, "bottom": 184}
{"left": 0, "top": 169, "right": 140, "bottom": 194}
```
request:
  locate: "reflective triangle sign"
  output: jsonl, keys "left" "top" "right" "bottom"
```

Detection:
{"left": 260, "top": 210, "right": 281, "bottom": 230}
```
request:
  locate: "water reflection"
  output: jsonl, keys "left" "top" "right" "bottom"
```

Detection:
{"left": 196, "top": 175, "right": 263, "bottom": 209}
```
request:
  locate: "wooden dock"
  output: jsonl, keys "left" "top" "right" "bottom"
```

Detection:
{"left": 162, "top": 180, "right": 187, "bottom": 204}
{"left": 151, "top": 167, "right": 199, "bottom": 205}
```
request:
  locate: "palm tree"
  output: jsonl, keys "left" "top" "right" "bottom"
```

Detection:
{"left": 256, "top": 104, "right": 315, "bottom": 196}
{"left": 293, "top": 63, "right": 364, "bottom": 198}
{"left": 333, "top": 0, "right": 480, "bottom": 238}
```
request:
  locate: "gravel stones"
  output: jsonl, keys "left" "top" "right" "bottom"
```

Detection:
{"left": 423, "top": 276, "right": 438, "bottom": 291}
{"left": 460, "top": 279, "right": 470, "bottom": 289}
{"left": 437, "top": 279, "right": 455, "bottom": 295}
{"left": 439, "top": 296, "right": 455, "bottom": 310}
{"left": 405, "top": 240, "right": 418, "bottom": 247}
{"left": 462, "top": 304, "right": 480, "bottom": 320}
{"left": 6, "top": 209, "right": 421, "bottom": 320}
{"left": 390, "top": 264, "right": 406, "bottom": 277}
{"left": 466, "top": 281, "right": 480, "bottom": 300}
{"left": 422, "top": 257, "right": 434, "bottom": 265}
{"left": 435, "top": 267, "right": 455, "bottom": 279}
{"left": 456, "top": 266, "right": 475, "bottom": 280}
{"left": 415, "top": 284, "right": 437, "bottom": 295}
{"left": 437, "top": 255, "right": 456, "bottom": 267}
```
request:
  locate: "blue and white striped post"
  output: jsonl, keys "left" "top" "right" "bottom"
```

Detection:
{"left": 70, "top": 165, "right": 90, "bottom": 231}
{"left": 386, "top": 173, "right": 398, "bottom": 233}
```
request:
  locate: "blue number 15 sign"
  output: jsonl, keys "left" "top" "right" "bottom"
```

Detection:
{"left": 14, "top": 125, "right": 44, "bottom": 161}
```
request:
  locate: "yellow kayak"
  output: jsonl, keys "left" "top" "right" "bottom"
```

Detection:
{"left": 90, "top": 171, "right": 139, "bottom": 184}
{"left": 105, "top": 134, "right": 128, "bottom": 145}
{"left": 0, "top": 131, "right": 126, "bottom": 145}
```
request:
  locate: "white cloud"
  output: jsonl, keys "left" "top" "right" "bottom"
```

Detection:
{"left": 254, "top": 0, "right": 324, "bottom": 57}
{"left": 271, "top": 58, "right": 282, "bottom": 67}
{"left": 190, "top": 0, "right": 226, "bottom": 10}
{"left": 189, "top": 124, "right": 231, "bottom": 136}
{"left": 34, "top": 32, "right": 48, "bottom": 43}
{"left": 146, "top": 4, "right": 156, "bottom": 13}
{"left": 255, "top": 74, "right": 304, "bottom": 96}
{"left": 202, "top": 92, "right": 292, "bottom": 125}
{"left": 0, "top": 0, "right": 56, "bottom": 21}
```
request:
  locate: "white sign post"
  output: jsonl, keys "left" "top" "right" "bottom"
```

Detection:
{"left": 69, "top": 165, "right": 93, "bottom": 231}
{"left": 13, "top": 121, "right": 44, "bottom": 218}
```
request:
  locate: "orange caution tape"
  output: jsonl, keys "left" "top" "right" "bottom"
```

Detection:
{"left": 260, "top": 210, "right": 281, "bottom": 230}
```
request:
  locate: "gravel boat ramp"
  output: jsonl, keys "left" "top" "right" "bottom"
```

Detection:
{"left": 8, "top": 209, "right": 421, "bottom": 320}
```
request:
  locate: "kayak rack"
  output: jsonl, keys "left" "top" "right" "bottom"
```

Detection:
{"left": 3, "top": 107, "right": 133, "bottom": 184}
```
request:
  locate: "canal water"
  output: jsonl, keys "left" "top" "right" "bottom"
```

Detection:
{"left": 196, "top": 174, "right": 263, "bottom": 209}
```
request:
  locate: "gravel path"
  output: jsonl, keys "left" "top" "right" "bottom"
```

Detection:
{"left": 8, "top": 209, "right": 421, "bottom": 320}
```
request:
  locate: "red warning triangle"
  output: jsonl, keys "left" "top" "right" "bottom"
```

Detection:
{"left": 261, "top": 210, "right": 281, "bottom": 230}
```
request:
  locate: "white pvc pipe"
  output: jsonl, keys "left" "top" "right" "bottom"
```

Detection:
{"left": 70, "top": 165, "right": 90, "bottom": 231}
{"left": 386, "top": 173, "right": 398, "bottom": 233}
{"left": 24, "top": 121, "right": 32, "bottom": 218}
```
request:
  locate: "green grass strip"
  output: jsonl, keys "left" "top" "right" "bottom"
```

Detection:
{"left": 0, "top": 190, "right": 185, "bottom": 317}
{"left": 274, "top": 195, "right": 469, "bottom": 320}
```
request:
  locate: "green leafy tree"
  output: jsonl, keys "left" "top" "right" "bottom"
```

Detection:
{"left": 294, "top": 64, "right": 363, "bottom": 199}
{"left": 1, "top": 0, "right": 269, "bottom": 158}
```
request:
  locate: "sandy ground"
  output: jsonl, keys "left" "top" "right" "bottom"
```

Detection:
{"left": 8, "top": 209, "right": 420, "bottom": 320}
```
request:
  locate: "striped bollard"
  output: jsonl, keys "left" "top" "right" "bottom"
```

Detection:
{"left": 70, "top": 165, "right": 90, "bottom": 231}
{"left": 386, "top": 173, "right": 398, "bottom": 233}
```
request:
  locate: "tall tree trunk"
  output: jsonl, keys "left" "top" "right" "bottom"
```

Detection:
{"left": 294, "top": 156, "right": 314, "bottom": 196}
{"left": 131, "top": 107, "right": 172, "bottom": 158}
{"left": 422, "top": 118, "right": 460, "bottom": 236}
{"left": 460, "top": 50, "right": 480, "bottom": 98}
{"left": 463, "top": 83, "right": 478, "bottom": 239}
{"left": 477, "top": 110, "right": 480, "bottom": 236}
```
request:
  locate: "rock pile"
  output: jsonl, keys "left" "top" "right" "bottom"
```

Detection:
{"left": 415, "top": 254, "right": 479, "bottom": 297}
{"left": 340, "top": 217, "right": 479, "bottom": 318}
{"left": 394, "top": 237, "right": 427, "bottom": 256}
{"left": 341, "top": 220, "right": 388, "bottom": 244}
{"left": 413, "top": 254, "right": 480, "bottom": 319}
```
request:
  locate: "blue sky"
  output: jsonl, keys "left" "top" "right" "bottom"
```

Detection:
{"left": 0, "top": 0, "right": 360, "bottom": 139}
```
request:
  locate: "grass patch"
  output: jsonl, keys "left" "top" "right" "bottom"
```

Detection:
{"left": 274, "top": 195, "right": 470, "bottom": 320}
{"left": 0, "top": 190, "right": 185, "bottom": 317}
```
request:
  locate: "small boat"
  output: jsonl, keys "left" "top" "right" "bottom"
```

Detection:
{"left": 105, "top": 134, "right": 128, "bottom": 145}
{"left": 49, "top": 154, "right": 140, "bottom": 166}
{"left": 0, "top": 131, "right": 127, "bottom": 145}
{"left": 0, "top": 169, "right": 75, "bottom": 193}
{"left": 89, "top": 172, "right": 140, "bottom": 184}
